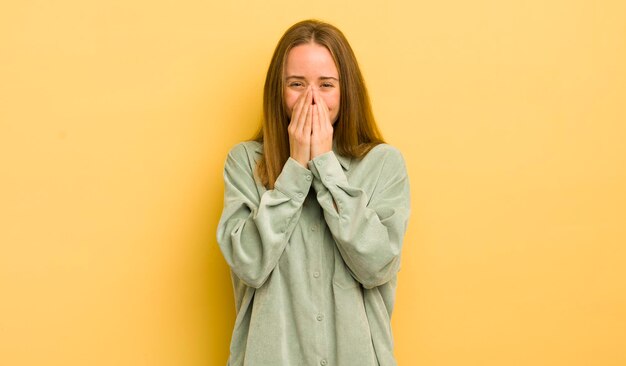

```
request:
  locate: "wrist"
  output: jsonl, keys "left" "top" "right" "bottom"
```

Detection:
{"left": 290, "top": 155, "right": 309, "bottom": 168}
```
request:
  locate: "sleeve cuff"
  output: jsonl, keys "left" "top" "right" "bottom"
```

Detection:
{"left": 274, "top": 157, "right": 313, "bottom": 202}
{"left": 307, "top": 151, "right": 348, "bottom": 187}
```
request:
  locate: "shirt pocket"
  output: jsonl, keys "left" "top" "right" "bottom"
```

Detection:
{"left": 332, "top": 245, "right": 359, "bottom": 289}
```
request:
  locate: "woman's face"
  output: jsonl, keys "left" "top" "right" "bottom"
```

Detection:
{"left": 283, "top": 43, "right": 340, "bottom": 124}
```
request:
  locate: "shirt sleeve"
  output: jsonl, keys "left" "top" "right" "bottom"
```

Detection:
{"left": 307, "top": 145, "right": 411, "bottom": 289}
{"left": 216, "top": 142, "right": 313, "bottom": 288}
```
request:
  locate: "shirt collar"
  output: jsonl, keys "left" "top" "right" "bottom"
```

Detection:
{"left": 333, "top": 146, "right": 352, "bottom": 170}
{"left": 332, "top": 140, "right": 351, "bottom": 171}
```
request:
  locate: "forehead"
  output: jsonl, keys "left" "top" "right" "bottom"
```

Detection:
{"left": 284, "top": 43, "right": 338, "bottom": 77}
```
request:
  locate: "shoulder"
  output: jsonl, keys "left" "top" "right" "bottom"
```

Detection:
{"left": 223, "top": 140, "right": 263, "bottom": 175}
{"left": 367, "top": 142, "right": 402, "bottom": 156}
{"left": 363, "top": 143, "right": 406, "bottom": 168}
{"left": 227, "top": 140, "right": 262, "bottom": 156}
{"left": 226, "top": 140, "right": 262, "bottom": 162}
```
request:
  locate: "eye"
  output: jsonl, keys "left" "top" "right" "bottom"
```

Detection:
{"left": 288, "top": 81, "right": 305, "bottom": 88}
{"left": 321, "top": 82, "right": 335, "bottom": 88}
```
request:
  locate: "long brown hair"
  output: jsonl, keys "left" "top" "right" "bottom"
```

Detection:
{"left": 250, "top": 19, "right": 385, "bottom": 189}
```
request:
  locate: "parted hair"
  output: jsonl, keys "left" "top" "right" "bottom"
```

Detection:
{"left": 251, "top": 19, "right": 385, "bottom": 189}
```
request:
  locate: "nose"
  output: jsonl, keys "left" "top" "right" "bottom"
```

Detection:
{"left": 309, "top": 85, "right": 318, "bottom": 104}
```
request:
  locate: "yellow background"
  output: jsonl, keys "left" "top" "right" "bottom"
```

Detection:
{"left": 1, "top": 0, "right": 625, "bottom": 365}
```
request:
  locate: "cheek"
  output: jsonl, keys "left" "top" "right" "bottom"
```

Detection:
{"left": 323, "top": 92, "right": 340, "bottom": 119}
{"left": 325, "top": 95, "right": 339, "bottom": 109}
{"left": 284, "top": 90, "right": 300, "bottom": 117}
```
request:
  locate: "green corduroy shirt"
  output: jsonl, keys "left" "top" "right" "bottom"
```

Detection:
{"left": 216, "top": 140, "right": 411, "bottom": 366}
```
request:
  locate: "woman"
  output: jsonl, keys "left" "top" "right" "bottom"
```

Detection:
{"left": 216, "top": 19, "right": 411, "bottom": 366}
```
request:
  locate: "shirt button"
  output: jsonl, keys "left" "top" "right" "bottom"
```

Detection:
{"left": 323, "top": 177, "right": 330, "bottom": 183}
{"left": 297, "top": 192, "right": 303, "bottom": 198}
{"left": 313, "top": 271, "right": 320, "bottom": 278}
{"left": 310, "top": 225, "right": 317, "bottom": 231}
{"left": 305, "top": 175, "right": 312, "bottom": 181}
{"left": 316, "top": 314, "right": 324, "bottom": 321}
{"left": 320, "top": 360, "right": 328, "bottom": 366}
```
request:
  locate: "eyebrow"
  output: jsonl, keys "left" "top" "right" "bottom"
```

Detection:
{"left": 285, "top": 76, "right": 339, "bottom": 81}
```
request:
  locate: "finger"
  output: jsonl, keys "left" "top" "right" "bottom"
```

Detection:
{"left": 298, "top": 102, "right": 310, "bottom": 135}
{"left": 301, "top": 86, "right": 314, "bottom": 131}
{"left": 291, "top": 86, "right": 309, "bottom": 128}
{"left": 302, "top": 89, "right": 315, "bottom": 136}
{"left": 304, "top": 94, "right": 313, "bottom": 136}
{"left": 312, "top": 89, "right": 320, "bottom": 127}
{"left": 316, "top": 101, "right": 325, "bottom": 132}
{"left": 316, "top": 92, "right": 331, "bottom": 128}
{"left": 307, "top": 99, "right": 314, "bottom": 135}
{"left": 295, "top": 87, "right": 312, "bottom": 133}
{"left": 312, "top": 90, "right": 329, "bottom": 134}
{"left": 316, "top": 102, "right": 330, "bottom": 139}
